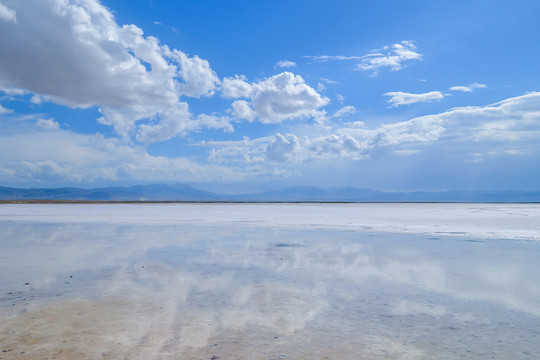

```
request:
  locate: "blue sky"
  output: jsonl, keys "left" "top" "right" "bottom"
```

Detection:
{"left": 1, "top": 0, "right": 539, "bottom": 193}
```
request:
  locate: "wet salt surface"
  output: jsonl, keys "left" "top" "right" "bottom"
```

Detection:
{"left": 0, "top": 204, "right": 540, "bottom": 359}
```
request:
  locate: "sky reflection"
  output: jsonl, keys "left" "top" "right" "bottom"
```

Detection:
{"left": 1, "top": 205, "right": 539, "bottom": 359}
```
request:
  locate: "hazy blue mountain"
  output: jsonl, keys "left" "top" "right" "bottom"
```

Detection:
{"left": 231, "top": 188, "right": 540, "bottom": 202}
{"left": 0, "top": 184, "right": 223, "bottom": 201}
{"left": 1, "top": 184, "right": 539, "bottom": 202}
{"left": 232, "top": 187, "right": 384, "bottom": 202}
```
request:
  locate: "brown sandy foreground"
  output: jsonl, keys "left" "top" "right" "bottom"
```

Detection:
{"left": 0, "top": 297, "right": 409, "bottom": 360}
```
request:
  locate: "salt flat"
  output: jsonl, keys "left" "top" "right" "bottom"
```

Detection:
{"left": 1, "top": 202, "right": 539, "bottom": 240}
{"left": 0, "top": 203, "right": 539, "bottom": 359}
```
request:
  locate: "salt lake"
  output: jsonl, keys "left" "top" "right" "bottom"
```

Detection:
{"left": 1, "top": 203, "right": 539, "bottom": 359}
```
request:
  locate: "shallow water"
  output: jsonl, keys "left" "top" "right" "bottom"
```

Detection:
{"left": 0, "top": 204, "right": 539, "bottom": 359}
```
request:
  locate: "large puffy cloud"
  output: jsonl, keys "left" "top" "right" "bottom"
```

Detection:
{"left": 0, "top": 1, "right": 329, "bottom": 148}
{"left": 384, "top": 91, "right": 445, "bottom": 107}
{"left": 250, "top": 72, "right": 328, "bottom": 124}
{"left": 228, "top": 72, "right": 329, "bottom": 124}
{"left": 0, "top": 0, "right": 176, "bottom": 108}
{"left": 0, "top": 0, "right": 223, "bottom": 141}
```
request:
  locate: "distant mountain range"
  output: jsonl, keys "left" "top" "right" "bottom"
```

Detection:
{"left": 1, "top": 184, "right": 540, "bottom": 202}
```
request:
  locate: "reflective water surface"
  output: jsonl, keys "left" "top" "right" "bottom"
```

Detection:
{"left": 0, "top": 204, "right": 539, "bottom": 359}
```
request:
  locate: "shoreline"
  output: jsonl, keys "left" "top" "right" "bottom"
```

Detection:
{"left": 1, "top": 200, "right": 539, "bottom": 204}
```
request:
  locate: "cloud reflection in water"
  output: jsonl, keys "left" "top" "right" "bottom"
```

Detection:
{"left": 1, "top": 210, "right": 540, "bottom": 359}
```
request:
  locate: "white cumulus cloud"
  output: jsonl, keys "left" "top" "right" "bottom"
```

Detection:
{"left": 221, "top": 75, "right": 253, "bottom": 99}
{"left": 384, "top": 91, "right": 444, "bottom": 107}
{"left": 0, "top": 1, "right": 178, "bottom": 109}
{"left": 173, "top": 50, "right": 220, "bottom": 98}
{"left": 266, "top": 133, "right": 300, "bottom": 162}
{"left": 231, "top": 100, "right": 256, "bottom": 122}
{"left": 307, "top": 134, "right": 364, "bottom": 159}
{"left": 0, "top": 0, "right": 222, "bottom": 142}
{"left": 231, "top": 72, "right": 329, "bottom": 124}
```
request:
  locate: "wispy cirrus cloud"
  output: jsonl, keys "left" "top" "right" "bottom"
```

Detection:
{"left": 0, "top": 2, "right": 16, "bottom": 22}
{"left": 332, "top": 105, "right": 356, "bottom": 118}
{"left": 0, "top": 103, "right": 13, "bottom": 114}
{"left": 274, "top": 60, "right": 297, "bottom": 69}
{"left": 358, "top": 41, "right": 422, "bottom": 75}
{"left": 35, "top": 118, "right": 60, "bottom": 131}
{"left": 449, "top": 83, "right": 487, "bottom": 92}
{"left": 0, "top": 123, "right": 245, "bottom": 185}
{"left": 319, "top": 78, "right": 338, "bottom": 85}
{"left": 384, "top": 91, "right": 445, "bottom": 107}
{"left": 305, "top": 55, "right": 362, "bottom": 63}
{"left": 306, "top": 41, "right": 422, "bottom": 75}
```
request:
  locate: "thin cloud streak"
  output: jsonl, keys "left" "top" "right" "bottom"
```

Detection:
{"left": 307, "top": 41, "right": 422, "bottom": 76}
{"left": 384, "top": 91, "right": 445, "bottom": 107}
{"left": 449, "top": 83, "right": 487, "bottom": 92}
